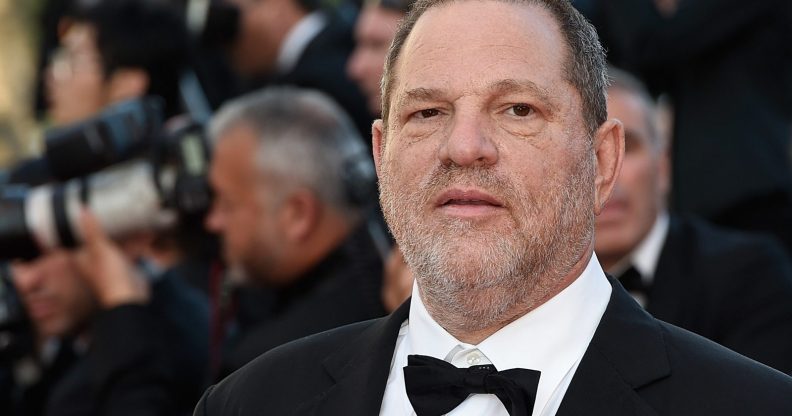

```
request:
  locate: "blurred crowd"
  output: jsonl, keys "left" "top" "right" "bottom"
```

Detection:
{"left": 0, "top": 0, "right": 789, "bottom": 415}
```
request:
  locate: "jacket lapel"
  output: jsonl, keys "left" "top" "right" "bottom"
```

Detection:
{"left": 556, "top": 280, "right": 670, "bottom": 416}
{"left": 295, "top": 300, "right": 411, "bottom": 415}
{"left": 646, "top": 216, "right": 687, "bottom": 324}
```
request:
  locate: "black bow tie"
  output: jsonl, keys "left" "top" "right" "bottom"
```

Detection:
{"left": 403, "top": 354, "right": 541, "bottom": 416}
{"left": 618, "top": 266, "right": 649, "bottom": 295}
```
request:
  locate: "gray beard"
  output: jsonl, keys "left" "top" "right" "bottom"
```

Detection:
{"left": 380, "top": 159, "right": 595, "bottom": 335}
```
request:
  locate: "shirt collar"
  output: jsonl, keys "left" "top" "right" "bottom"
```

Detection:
{"left": 408, "top": 252, "right": 612, "bottom": 373}
{"left": 629, "top": 212, "right": 669, "bottom": 284}
{"left": 275, "top": 11, "right": 327, "bottom": 74}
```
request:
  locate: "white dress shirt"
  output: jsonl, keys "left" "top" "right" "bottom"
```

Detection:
{"left": 275, "top": 11, "right": 327, "bottom": 74}
{"left": 630, "top": 212, "right": 670, "bottom": 286}
{"left": 379, "top": 253, "right": 612, "bottom": 416}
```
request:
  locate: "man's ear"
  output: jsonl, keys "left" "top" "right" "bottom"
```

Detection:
{"left": 372, "top": 119, "right": 385, "bottom": 178}
{"left": 279, "top": 189, "right": 320, "bottom": 243}
{"left": 106, "top": 68, "right": 149, "bottom": 103}
{"left": 592, "top": 119, "right": 625, "bottom": 215}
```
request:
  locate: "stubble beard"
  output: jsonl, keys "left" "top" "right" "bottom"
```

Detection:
{"left": 380, "top": 156, "right": 595, "bottom": 336}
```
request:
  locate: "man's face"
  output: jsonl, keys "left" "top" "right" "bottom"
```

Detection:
{"left": 595, "top": 88, "right": 668, "bottom": 263}
{"left": 45, "top": 23, "right": 109, "bottom": 125}
{"left": 205, "top": 124, "right": 283, "bottom": 283}
{"left": 375, "top": 1, "right": 600, "bottom": 324}
{"left": 347, "top": 5, "right": 404, "bottom": 115}
{"left": 11, "top": 250, "right": 97, "bottom": 338}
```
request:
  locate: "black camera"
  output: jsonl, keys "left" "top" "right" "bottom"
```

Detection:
{"left": 0, "top": 97, "right": 212, "bottom": 261}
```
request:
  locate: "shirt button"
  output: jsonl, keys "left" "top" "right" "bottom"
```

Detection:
{"left": 466, "top": 352, "right": 481, "bottom": 366}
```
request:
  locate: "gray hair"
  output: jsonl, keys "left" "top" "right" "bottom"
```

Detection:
{"left": 209, "top": 87, "right": 370, "bottom": 219}
{"left": 607, "top": 66, "right": 664, "bottom": 151}
{"left": 381, "top": 0, "right": 608, "bottom": 136}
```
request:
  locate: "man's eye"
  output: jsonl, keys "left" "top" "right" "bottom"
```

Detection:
{"left": 507, "top": 104, "right": 533, "bottom": 117}
{"left": 416, "top": 109, "right": 440, "bottom": 119}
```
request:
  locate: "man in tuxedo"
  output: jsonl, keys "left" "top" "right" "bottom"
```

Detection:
{"left": 196, "top": 0, "right": 792, "bottom": 415}
{"left": 205, "top": 87, "right": 386, "bottom": 376}
{"left": 223, "top": 0, "right": 372, "bottom": 137}
{"left": 595, "top": 67, "right": 792, "bottom": 375}
{"left": 577, "top": 0, "right": 792, "bottom": 256}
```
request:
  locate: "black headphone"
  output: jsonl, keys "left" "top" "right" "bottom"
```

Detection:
{"left": 337, "top": 130, "right": 392, "bottom": 259}
{"left": 337, "top": 131, "right": 378, "bottom": 209}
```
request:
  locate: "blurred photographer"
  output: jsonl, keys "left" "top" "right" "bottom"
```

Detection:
{"left": 46, "top": 0, "right": 187, "bottom": 125}
{"left": 1, "top": 1, "right": 209, "bottom": 415}
{"left": 9, "top": 213, "right": 182, "bottom": 416}
{"left": 206, "top": 87, "right": 386, "bottom": 376}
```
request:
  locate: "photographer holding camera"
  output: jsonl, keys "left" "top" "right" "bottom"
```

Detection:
{"left": 1, "top": 1, "right": 210, "bottom": 415}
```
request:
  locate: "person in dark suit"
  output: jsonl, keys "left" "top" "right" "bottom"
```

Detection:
{"left": 223, "top": 0, "right": 373, "bottom": 138}
{"left": 578, "top": 0, "right": 792, "bottom": 256}
{"left": 204, "top": 87, "right": 386, "bottom": 377}
{"left": 595, "top": 67, "right": 792, "bottom": 375}
{"left": 196, "top": 0, "right": 792, "bottom": 414}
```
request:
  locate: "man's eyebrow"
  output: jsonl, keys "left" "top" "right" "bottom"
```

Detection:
{"left": 395, "top": 80, "right": 559, "bottom": 111}
{"left": 488, "top": 79, "right": 558, "bottom": 112}
{"left": 396, "top": 87, "right": 444, "bottom": 110}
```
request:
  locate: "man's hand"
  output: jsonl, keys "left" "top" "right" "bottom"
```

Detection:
{"left": 73, "top": 209, "right": 150, "bottom": 308}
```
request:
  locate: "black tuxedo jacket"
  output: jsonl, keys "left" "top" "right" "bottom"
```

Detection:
{"left": 195, "top": 278, "right": 792, "bottom": 415}
{"left": 646, "top": 216, "right": 792, "bottom": 374}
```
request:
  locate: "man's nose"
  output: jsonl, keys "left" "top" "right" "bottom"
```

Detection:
{"left": 438, "top": 113, "right": 498, "bottom": 167}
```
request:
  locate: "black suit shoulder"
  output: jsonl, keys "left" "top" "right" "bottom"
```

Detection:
{"left": 665, "top": 216, "right": 792, "bottom": 298}
{"left": 650, "top": 320, "right": 792, "bottom": 414}
{"left": 675, "top": 215, "right": 786, "bottom": 259}
{"left": 651, "top": 216, "right": 792, "bottom": 374}
{"left": 197, "top": 318, "right": 381, "bottom": 415}
{"left": 561, "top": 278, "right": 792, "bottom": 416}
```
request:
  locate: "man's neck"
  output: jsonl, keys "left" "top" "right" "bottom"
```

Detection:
{"left": 425, "top": 248, "right": 595, "bottom": 345}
